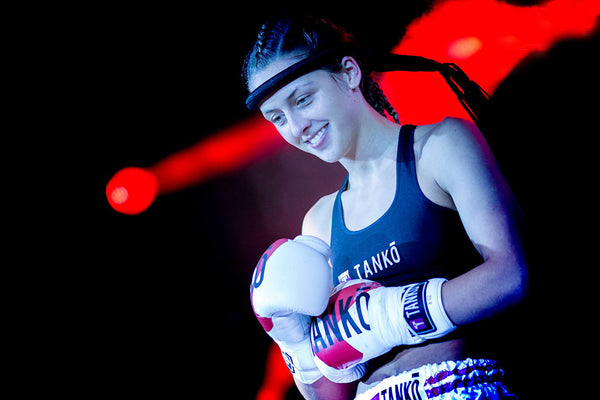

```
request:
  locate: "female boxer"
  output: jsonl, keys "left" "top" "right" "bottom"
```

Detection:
{"left": 245, "top": 16, "right": 527, "bottom": 399}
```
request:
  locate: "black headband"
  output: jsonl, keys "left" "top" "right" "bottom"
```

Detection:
{"left": 245, "top": 50, "right": 489, "bottom": 129}
{"left": 245, "top": 48, "right": 347, "bottom": 110}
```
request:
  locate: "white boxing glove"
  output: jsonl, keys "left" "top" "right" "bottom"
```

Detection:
{"left": 250, "top": 235, "right": 333, "bottom": 384}
{"left": 310, "top": 278, "right": 455, "bottom": 383}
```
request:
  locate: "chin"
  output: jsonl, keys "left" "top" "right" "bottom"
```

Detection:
{"left": 313, "top": 151, "right": 340, "bottom": 164}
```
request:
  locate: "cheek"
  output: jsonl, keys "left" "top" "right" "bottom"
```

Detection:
{"left": 276, "top": 126, "right": 302, "bottom": 148}
{"left": 320, "top": 90, "right": 358, "bottom": 128}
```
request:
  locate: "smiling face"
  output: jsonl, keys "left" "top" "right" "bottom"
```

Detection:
{"left": 249, "top": 55, "right": 364, "bottom": 163}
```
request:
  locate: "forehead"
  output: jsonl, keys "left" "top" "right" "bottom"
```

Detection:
{"left": 248, "top": 55, "right": 302, "bottom": 93}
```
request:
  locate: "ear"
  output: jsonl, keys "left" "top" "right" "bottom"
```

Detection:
{"left": 340, "top": 56, "right": 362, "bottom": 90}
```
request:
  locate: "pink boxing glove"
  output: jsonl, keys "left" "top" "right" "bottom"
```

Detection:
{"left": 310, "top": 278, "right": 455, "bottom": 383}
{"left": 250, "top": 235, "right": 332, "bottom": 384}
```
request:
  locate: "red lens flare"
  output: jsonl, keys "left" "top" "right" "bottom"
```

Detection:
{"left": 106, "top": 167, "right": 158, "bottom": 215}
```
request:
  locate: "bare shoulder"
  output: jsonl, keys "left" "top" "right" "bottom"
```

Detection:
{"left": 415, "top": 117, "right": 493, "bottom": 178}
{"left": 302, "top": 192, "right": 338, "bottom": 245}
{"left": 411, "top": 117, "right": 497, "bottom": 209}
{"left": 414, "top": 117, "right": 484, "bottom": 156}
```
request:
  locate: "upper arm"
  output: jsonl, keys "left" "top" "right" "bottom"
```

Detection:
{"left": 429, "top": 118, "right": 526, "bottom": 267}
{"left": 302, "top": 193, "right": 336, "bottom": 246}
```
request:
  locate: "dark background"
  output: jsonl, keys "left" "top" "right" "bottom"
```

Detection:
{"left": 43, "top": 2, "right": 598, "bottom": 398}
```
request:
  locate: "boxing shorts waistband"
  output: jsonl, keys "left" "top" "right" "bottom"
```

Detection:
{"left": 354, "top": 358, "right": 516, "bottom": 400}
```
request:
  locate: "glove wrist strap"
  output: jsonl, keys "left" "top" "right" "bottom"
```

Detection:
{"left": 402, "top": 278, "right": 456, "bottom": 340}
{"left": 276, "top": 337, "right": 323, "bottom": 384}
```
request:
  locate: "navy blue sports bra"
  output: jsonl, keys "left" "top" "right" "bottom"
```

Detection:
{"left": 330, "top": 125, "right": 481, "bottom": 287}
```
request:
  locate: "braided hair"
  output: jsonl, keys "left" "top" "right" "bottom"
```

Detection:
{"left": 242, "top": 16, "right": 399, "bottom": 123}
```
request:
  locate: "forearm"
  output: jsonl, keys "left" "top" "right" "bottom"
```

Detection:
{"left": 442, "top": 256, "right": 528, "bottom": 326}
{"left": 294, "top": 375, "right": 358, "bottom": 400}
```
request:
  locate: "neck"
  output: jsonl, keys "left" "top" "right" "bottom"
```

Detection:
{"left": 338, "top": 108, "right": 400, "bottom": 189}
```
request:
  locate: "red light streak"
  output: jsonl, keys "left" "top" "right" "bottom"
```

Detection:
{"left": 379, "top": 0, "right": 600, "bottom": 125}
{"left": 106, "top": 0, "right": 599, "bottom": 216}
{"left": 151, "top": 116, "right": 284, "bottom": 195}
{"left": 107, "top": 117, "right": 285, "bottom": 214}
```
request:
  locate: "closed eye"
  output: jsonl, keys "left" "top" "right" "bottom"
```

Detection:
{"left": 296, "top": 94, "right": 312, "bottom": 107}
{"left": 270, "top": 113, "right": 286, "bottom": 126}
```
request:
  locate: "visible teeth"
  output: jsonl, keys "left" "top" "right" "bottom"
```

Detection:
{"left": 309, "top": 126, "right": 326, "bottom": 145}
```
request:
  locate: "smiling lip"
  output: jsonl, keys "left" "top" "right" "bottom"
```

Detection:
{"left": 305, "top": 124, "right": 328, "bottom": 149}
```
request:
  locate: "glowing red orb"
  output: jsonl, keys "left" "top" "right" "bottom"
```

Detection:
{"left": 106, "top": 167, "right": 158, "bottom": 215}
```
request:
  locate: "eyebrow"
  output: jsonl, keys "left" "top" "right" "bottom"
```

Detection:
{"left": 262, "top": 81, "right": 314, "bottom": 115}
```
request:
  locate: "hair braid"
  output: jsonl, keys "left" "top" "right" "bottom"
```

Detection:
{"left": 362, "top": 76, "right": 399, "bottom": 123}
{"left": 256, "top": 24, "right": 268, "bottom": 54}
{"left": 242, "top": 22, "right": 273, "bottom": 87}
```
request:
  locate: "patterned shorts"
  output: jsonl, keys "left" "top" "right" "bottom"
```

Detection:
{"left": 354, "top": 358, "right": 517, "bottom": 399}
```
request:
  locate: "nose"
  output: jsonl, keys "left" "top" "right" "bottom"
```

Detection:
{"left": 287, "top": 112, "right": 310, "bottom": 138}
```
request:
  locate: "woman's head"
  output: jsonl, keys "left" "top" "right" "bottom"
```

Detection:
{"left": 242, "top": 15, "right": 398, "bottom": 124}
{"left": 243, "top": 16, "right": 352, "bottom": 90}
